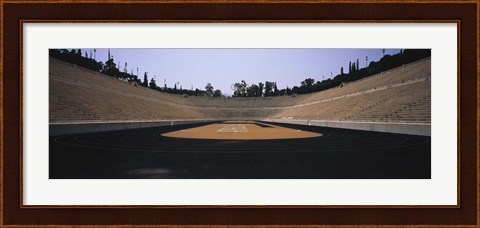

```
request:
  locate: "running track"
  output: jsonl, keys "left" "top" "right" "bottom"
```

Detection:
{"left": 50, "top": 121, "right": 431, "bottom": 179}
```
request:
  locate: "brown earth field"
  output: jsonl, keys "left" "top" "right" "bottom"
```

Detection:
{"left": 162, "top": 121, "right": 322, "bottom": 140}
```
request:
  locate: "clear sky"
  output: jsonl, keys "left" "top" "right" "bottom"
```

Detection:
{"left": 88, "top": 48, "right": 400, "bottom": 96}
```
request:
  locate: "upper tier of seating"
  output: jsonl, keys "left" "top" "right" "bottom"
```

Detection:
{"left": 50, "top": 57, "right": 431, "bottom": 123}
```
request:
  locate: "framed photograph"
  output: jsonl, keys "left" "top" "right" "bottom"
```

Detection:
{"left": 1, "top": 0, "right": 478, "bottom": 227}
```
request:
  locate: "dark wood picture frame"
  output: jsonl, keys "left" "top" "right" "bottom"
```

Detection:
{"left": 1, "top": 0, "right": 478, "bottom": 227}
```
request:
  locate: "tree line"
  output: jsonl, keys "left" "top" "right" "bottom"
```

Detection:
{"left": 231, "top": 80, "right": 281, "bottom": 97}
{"left": 50, "top": 48, "right": 430, "bottom": 98}
{"left": 230, "top": 49, "right": 431, "bottom": 97}
{"left": 49, "top": 49, "right": 221, "bottom": 97}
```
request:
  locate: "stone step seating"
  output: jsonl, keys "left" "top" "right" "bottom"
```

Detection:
{"left": 350, "top": 85, "right": 430, "bottom": 122}
{"left": 221, "top": 97, "right": 271, "bottom": 108}
{"left": 259, "top": 97, "right": 299, "bottom": 108}
{"left": 50, "top": 57, "right": 431, "bottom": 123}
{"left": 379, "top": 59, "right": 431, "bottom": 86}
{"left": 272, "top": 79, "right": 430, "bottom": 123}
{"left": 50, "top": 58, "right": 197, "bottom": 107}
{"left": 345, "top": 82, "right": 430, "bottom": 121}
{"left": 282, "top": 58, "right": 431, "bottom": 108}
{"left": 49, "top": 62, "right": 207, "bottom": 122}
{"left": 198, "top": 108, "right": 279, "bottom": 120}
{"left": 50, "top": 58, "right": 279, "bottom": 121}
{"left": 49, "top": 59, "right": 204, "bottom": 122}
{"left": 342, "top": 82, "right": 429, "bottom": 123}
{"left": 386, "top": 95, "right": 431, "bottom": 122}
{"left": 272, "top": 91, "right": 377, "bottom": 120}
{"left": 178, "top": 95, "right": 297, "bottom": 109}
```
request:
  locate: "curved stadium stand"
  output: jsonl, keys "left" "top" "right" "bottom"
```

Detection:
{"left": 50, "top": 57, "right": 431, "bottom": 124}
{"left": 48, "top": 57, "right": 432, "bottom": 179}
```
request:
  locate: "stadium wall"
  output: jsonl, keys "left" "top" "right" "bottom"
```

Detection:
{"left": 265, "top": 119, "right": 431, "bottom": 136}
{"left": 49, "top": 120, "right": 213, "bottom": 136}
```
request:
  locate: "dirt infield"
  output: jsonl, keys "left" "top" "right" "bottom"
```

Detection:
{"left": 162, "top": 121, "right": 322, "bottom": 140}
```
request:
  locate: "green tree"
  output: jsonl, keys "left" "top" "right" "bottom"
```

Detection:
{"left": 102, "top": 58, "right": 117, "bottom": 77}
{"left": 240, "top": 80, "right": 247, "bottom": 97}
{"left": 300, "top": 78, "right": 315, "bottom": 93}
{"left": 247, "top": 84, "right": 259, "bottom": 97}
{"left": 340, "top": 67, "right": 344, "bottom": 75}
{"left": 149, "top": 77, "right": 157, "bottom": 89}
{"left": 258, "top": 82, "right": 264, "bottom": 97}
{"left": 301, "top": 78, "right": 315, "bottom": 88}
{"left": 232, "top": 82, "right": 242, "bottom": 97}
{"left": 273, "top": 82, "right": 278, "bottom": 96}
{"left": 264, "top": 81, "right": 274, "bottom": 97}
{"left": 143, "top": 72, "right": 148, "bottom": 87}
{"left": 286, "top": 86, "right": 292, "bottom": 95}
{"left": 205, "top": 83, "right": 214, "bottom": 97}
{"left": 213, "top": 89, "right": 222, "bottom": 97}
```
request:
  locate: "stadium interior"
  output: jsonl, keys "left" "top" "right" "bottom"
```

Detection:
{"left": 50, "top": 57, "right": 431, "bottom": 124}
{"left": 49, "top": 57, "right": 431, "bottom": 179}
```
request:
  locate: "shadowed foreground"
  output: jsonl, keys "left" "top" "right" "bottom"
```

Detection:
{"left": 50, "top": 122, "right": 430, "bottom": 179}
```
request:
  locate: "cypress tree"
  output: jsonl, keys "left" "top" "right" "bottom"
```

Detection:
{"left": 143, "top": 72, "right": 148, "bottom": 87}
